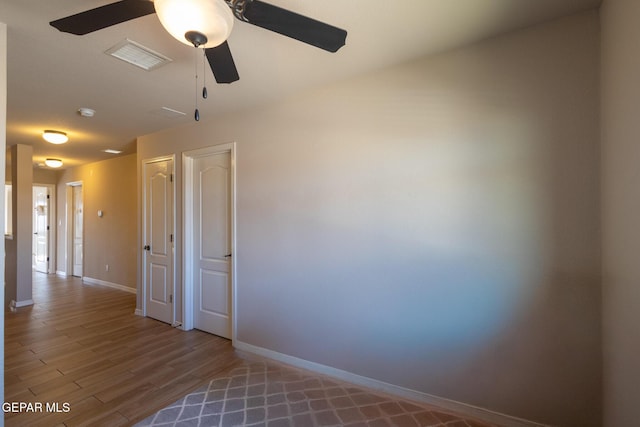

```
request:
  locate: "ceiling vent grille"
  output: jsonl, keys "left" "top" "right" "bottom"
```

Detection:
{"left": 105, "top": 39, "right": 172, "bottom": 71}
{"left": 151, "top": 107, "right": 187, "bottom": 118}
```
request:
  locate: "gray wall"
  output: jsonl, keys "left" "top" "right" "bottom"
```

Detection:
{"left": 601, "top": 0, "right": 640, "bottom": 426}
{"left": 138, "top": 11, "right": 601, "bottom": 426}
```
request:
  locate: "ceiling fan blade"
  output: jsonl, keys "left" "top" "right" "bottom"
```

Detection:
{"left": 50, "top": 0, "right": 156, "bottom": 35}
{"left": 242, "top": 0, "right": 347, "bottom": 53}
{"left": 205, "top": 42, "right": 240, "bottom": 84}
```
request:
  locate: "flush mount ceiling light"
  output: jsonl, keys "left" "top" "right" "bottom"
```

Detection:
{"left": 44, "top": 158, "right": 63, "bottom": 168}
{"left": 42, "top": 130, "right": 68, "bottom": 144}
{"left": 154, "top": 0, "right": 234, "bottom": 48}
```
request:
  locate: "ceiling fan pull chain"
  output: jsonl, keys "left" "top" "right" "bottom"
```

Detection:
{"left": 202, "top": 49, "right": 208, "bottom": 100}
{"left": 194, "top": 48, "right": 200, "bottom": 122}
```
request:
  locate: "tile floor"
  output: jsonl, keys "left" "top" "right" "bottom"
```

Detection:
{"left": 134, "top": 359, "right": 497, "bottom": 427}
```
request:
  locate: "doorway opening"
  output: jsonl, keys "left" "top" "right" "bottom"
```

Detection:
{"left": 32, "top": 184, "right": 55, "bottom": 274}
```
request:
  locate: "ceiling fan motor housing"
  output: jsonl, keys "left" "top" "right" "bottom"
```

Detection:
{"left": 185, "top": 31, "right": 208, "bottom": 47}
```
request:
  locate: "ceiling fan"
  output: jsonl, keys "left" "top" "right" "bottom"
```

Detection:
{"left": 49, "top": 0, "right": 348, "bottom": 85}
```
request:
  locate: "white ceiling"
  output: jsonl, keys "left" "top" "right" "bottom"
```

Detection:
{"left": 2, "top": 0, "right": 601, "bottom": 169}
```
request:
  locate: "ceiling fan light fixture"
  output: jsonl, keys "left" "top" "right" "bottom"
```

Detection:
{"left": 44, "top": 158, "right": 63, "bottom": 168}
{"left": 154, "top": 0, "right": 234, "bottom": 48}
{"left": 42, "top": 130, "right": 68, "bottom": 144}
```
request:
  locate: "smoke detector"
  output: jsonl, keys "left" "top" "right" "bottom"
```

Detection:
{"left": 78, "top": 107, "right": 95, "bottom": 118}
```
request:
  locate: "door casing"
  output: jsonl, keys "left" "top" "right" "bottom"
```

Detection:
{"left": 65, "top": 181, "right": 82, "bottom": 277}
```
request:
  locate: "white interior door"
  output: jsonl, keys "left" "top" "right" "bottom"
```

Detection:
{"left": 72, "top": 185, "right": 83, "bottom": 277}
{"left": 33, "top": 186, "right": 49, "bottom": 273}
{"left": 144, "top": 158, "right": 174, "bottom": 324}
{"left": 193, "top": 151, "right": 232, "bottom": 338}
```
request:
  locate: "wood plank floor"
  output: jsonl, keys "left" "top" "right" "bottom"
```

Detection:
{"left": 4, "top": 273, "right": 243, "bottom": 426}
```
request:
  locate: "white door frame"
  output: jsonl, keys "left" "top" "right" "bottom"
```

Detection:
{"left": 182, "top": 143, "right": 237, "bottom": 340}
{"left": 65, "top": 181, "right": 82, "bottom": 277}
{"left": 33, "top": 183, "right": 56, "bottom": 274}
{"left": 141, "top": 155, "right": 176, "bottom": 323}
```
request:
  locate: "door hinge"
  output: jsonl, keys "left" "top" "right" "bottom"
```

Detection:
{"left": 47, "top": 257, "right": 50, "bottom": 262}
{"left": 170, "top": 234, "right": 173, "bottom": 243}
{"left": 47, "top": 225, "right": 50, "bottom": 230}
{"left": 170, "top": 174, "right": 173, "bottom": 182}
{"left": 169, "top": 294, "right": 173, "bottom": 303}
{"left": 47, "top": 194, "right": 50, "bottom": 199}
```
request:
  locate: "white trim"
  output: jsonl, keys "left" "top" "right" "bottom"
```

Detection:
{"left": 83, "top": 276, "right": 137, "bottom": 294}
{"left": 182, "top": 142, "right": 237, "bottom": 339}
{"left": 134, "top": 308, "right": 144, "bottom": 316}
{"left": 230, "top": 145, "right": 237, "bottom": 343}
{"left": 56, "top": 270, "right": 67, "bottom": 277}
{"left": 47, "top": 184, "right": 56, "bottom": 274}
{"left": 65, "top": 181, "right": 83, "bottom": 278}
{"left": 11, "top": 299, "right": 34, "bottom": 308}
{"left": 233, "top": 341, "right": 549, "bottom": 427}
{"left": 182, "top": 152, "right": 194, "bottom": 331}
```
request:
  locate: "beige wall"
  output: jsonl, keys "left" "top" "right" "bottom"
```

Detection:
{"left": 138, "top": 11, "right": 601, "bottom": 426}
{"left": 57, "top": 154, "right": 137, "bottom": 289}
{"left": 601, "top": 1, "right": 640, "bottom": 426}
{"left": 33, "top": 168, "right": 59, "bottom": 185}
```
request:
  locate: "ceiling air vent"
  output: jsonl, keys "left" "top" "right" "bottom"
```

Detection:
{"left": 151, "top": 107, "right": 187, "bottom": 118}
{"left": 105, "top": 39, "right": 172, "bottom": 71}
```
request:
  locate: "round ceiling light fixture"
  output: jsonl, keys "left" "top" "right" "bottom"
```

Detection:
{"left": 42, "top": 130, "right": 68, "bottom": 144}
{"left": 44, "top": 158, "right": 63, "bottom": 168}
{"left": 154, "top": 0, "right": 234, "bottom": 48}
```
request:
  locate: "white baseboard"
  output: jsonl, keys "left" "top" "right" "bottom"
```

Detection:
{"left": 134, "top": 308, "right": 144, "bottom": 316}
{"left": 11, "top": 299, "right": 34, "bottom": 308}
{"left": 233, "top": 341, "right": 548, "bottom": 427}
{"left": 56, "top": 270, "right": 67, "bottom": 277}
{"left": 82, "top": 277, "right": 137, "bottom": 294}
